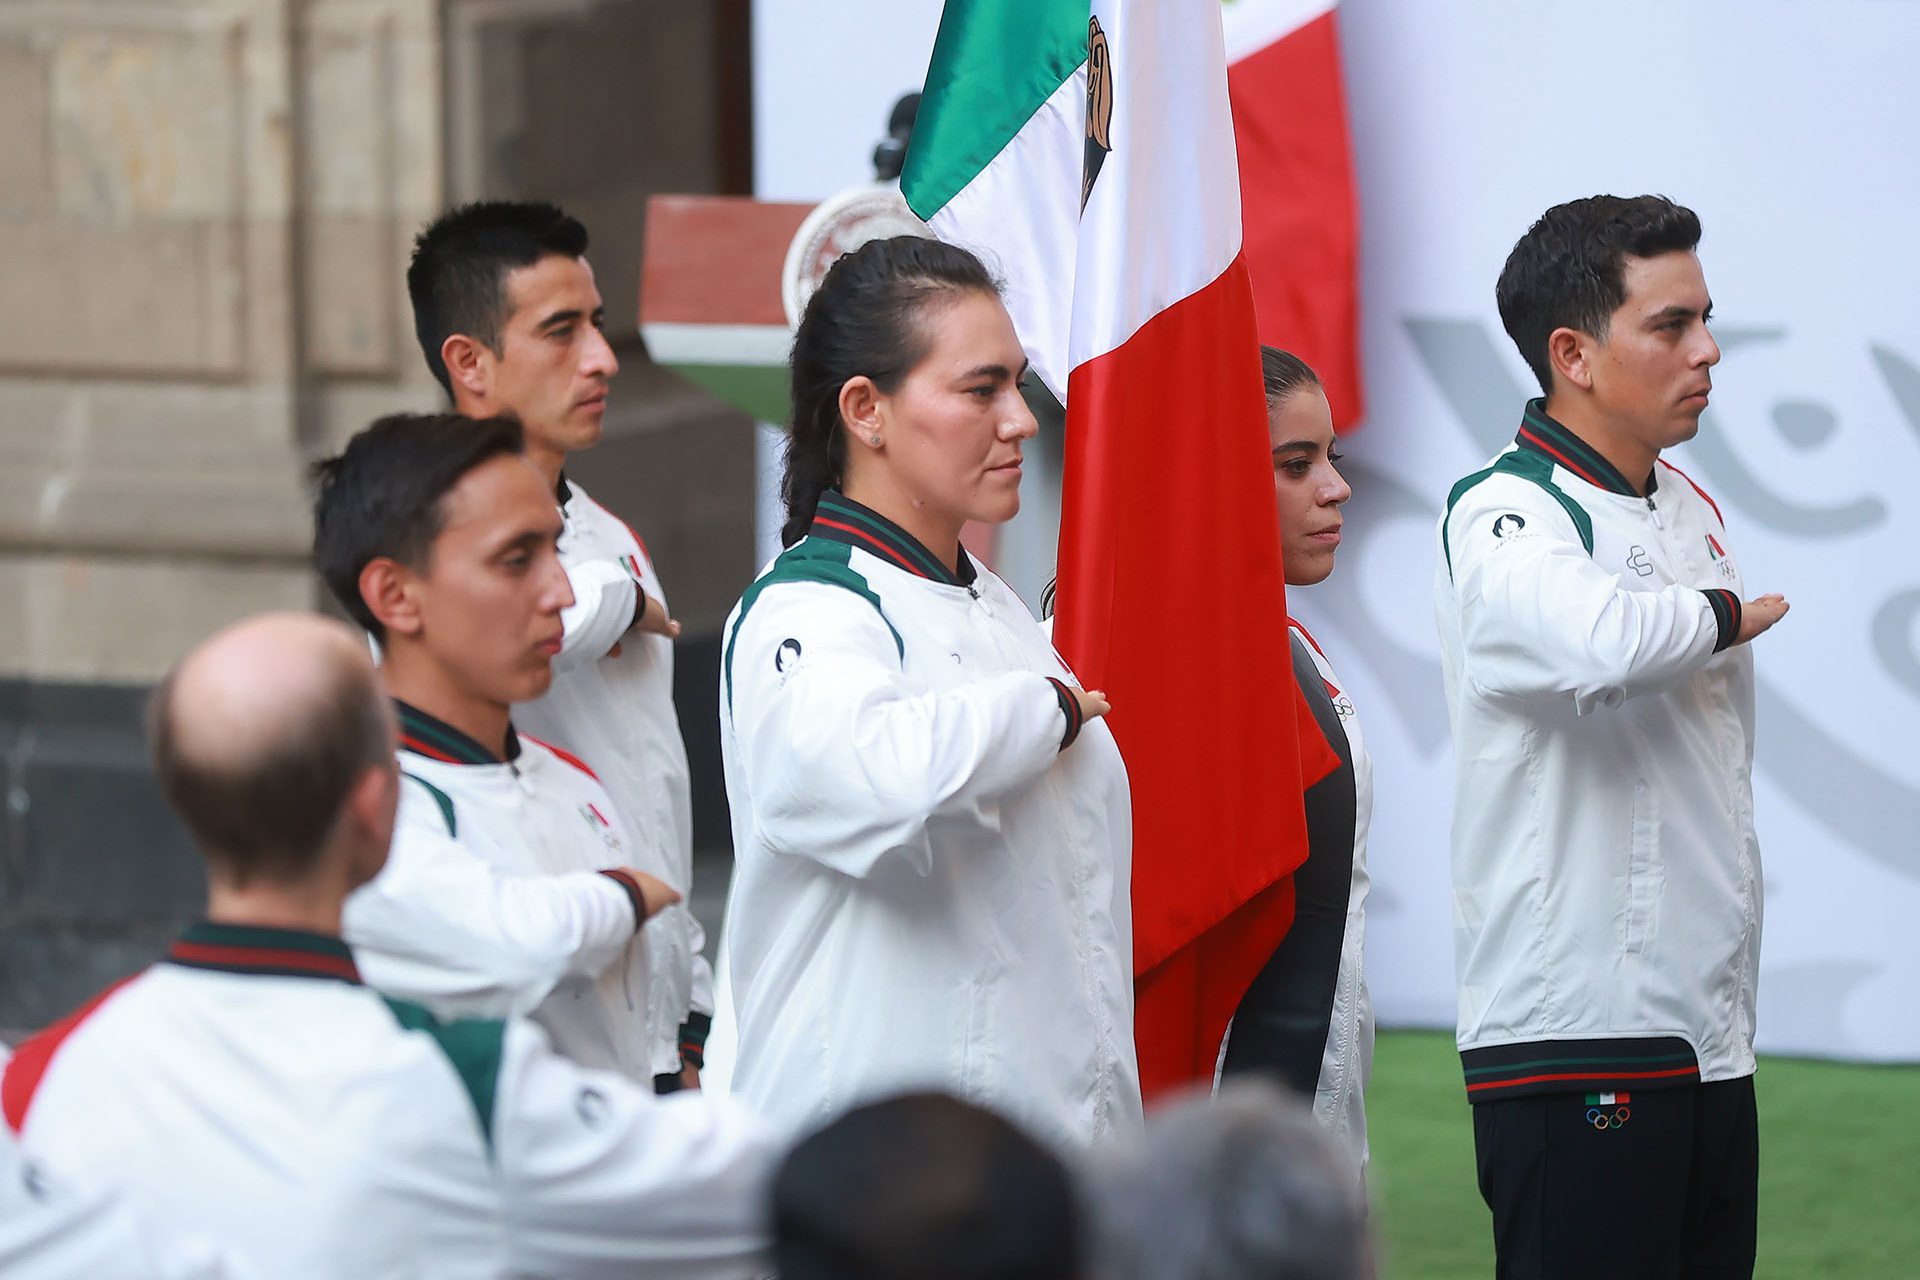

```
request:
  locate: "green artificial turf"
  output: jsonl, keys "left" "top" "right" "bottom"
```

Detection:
{"left": 1366, "top": 1030, "right": 1920, "bottom": 1279}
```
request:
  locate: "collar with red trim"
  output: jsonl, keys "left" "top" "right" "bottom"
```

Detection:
{"left": 810, "top": 491, "right": 978, "bottom": 588}
{"left": 166, "top": 921, "right": 361, "bottom": 984}
{"left": 1514, "top": 399, "right": 1658, "bottom": 499}
{"left": 395, "top": 699, "right": 521, "bottom": 766}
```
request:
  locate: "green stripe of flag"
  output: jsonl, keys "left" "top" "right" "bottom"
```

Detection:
{"left": 901, "top": 0, "right": 1089, "bottom": 221}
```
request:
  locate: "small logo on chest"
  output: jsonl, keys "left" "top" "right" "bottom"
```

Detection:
{"left": 1705, "top": 533, "right": 1737, "bottom": 579}
{"left": 580, "top": 802, "right": 622, "bottom": 853}
{"left": 1626, "top": 545, "right": 1654, "bottom": 577}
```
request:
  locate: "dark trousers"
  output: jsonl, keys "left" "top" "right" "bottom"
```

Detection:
{"left": 1472, "top": 1077, "right": 1758, "bottom": 1280}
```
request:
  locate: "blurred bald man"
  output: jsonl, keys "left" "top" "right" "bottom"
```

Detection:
{"left": 1, "top": 615, "right": 775, "bottom": 1279}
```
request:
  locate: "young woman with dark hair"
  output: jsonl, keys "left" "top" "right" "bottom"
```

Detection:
{"left": 711, "top": 236, "right": 1140, "bottom": 1147}
{"left": 1218, "top": 348, "right": 1376, "bottom": 1174}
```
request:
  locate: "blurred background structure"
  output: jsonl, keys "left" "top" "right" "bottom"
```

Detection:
{"left": 0, "top": 0, "right": 756, "bottom": 1025}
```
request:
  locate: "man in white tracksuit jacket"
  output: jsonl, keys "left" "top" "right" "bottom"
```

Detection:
{"left": 349, "top": 699, "right": 664, "bottom": 1078}
{"left": 522, "top": 478, "right": 712, "bottom": 1086}
{"left": 316, "top": 412, "right": 680, "bottom": 1083}
{"left": 1435, "top": 195, "right": 1789, "bottom": 1280}
{"left": 407, "top": 201, "right": 711, "bottom": 1089}
{"left": 3, "top": 614, "right": 772, "bottom": 1279}
{"left": 712, "top": 491, "right": 1141, "bottom": 1150}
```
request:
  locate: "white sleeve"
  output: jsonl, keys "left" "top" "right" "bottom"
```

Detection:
{"left": 688, "top": 924, "right": 715, "bottom": 1020}
{"left": 496, "top": 1020, "right": 775, "bottom": 1280}
{"left": 1444, "top": 480, "right": 1731, "bottom": 714}
{"left": 727, "top": 583, "right": 1071, "bottom": 878}
{"left": 553, "top": 559, "right": 637, "bottom": 674}
{"left": 342, "top": 783, "right": 639, "bottom": 1018}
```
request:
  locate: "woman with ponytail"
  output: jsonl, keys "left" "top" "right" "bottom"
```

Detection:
{"left": 710, "top": 236, "right": 1139, "bottom": 1146}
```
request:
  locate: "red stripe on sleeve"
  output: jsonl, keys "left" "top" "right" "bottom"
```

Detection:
{"left": 3, "top": 976, "right": 139, "bottom": 1132}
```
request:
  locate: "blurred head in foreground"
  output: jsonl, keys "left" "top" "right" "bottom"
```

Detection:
{"left": 1092, "top": 1082, "right": 1370, "bottom": 1280}
{"left": 772, "top": 1092, "right": 1080, "bottom": 1280}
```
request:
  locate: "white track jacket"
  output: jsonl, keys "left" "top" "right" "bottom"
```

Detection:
{"left": 2, "top": 925, "right": 773, "bottom": 1278}
{"left": 1435, "top": 402, "right": 1761, "bottom": 1102}
{"left": 344, "top": 701, "right": 657, "bottom": 1081}
{"left": 514, "top": 477, "right": 710, "bottom": 1078}
{"left": 711, "top": 492, "right": 1140, "bottom": 1148}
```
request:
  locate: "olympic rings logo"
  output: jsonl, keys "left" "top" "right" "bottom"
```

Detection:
{"left": 1586, "top": 1107, "right": 1631, "bottom": 1129}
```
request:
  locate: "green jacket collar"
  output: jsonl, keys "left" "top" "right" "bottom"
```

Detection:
{"left": 395, "top": 699, "right": 520, "bottom": 766}
{"left": 1513, "top": 399, "right": 1656, "bottom": 498}
{"left": 809, "top": 491, "right": 978, "bottom": 588}
{"left": 168, "top": 921, "right": 360, "bottom": 984}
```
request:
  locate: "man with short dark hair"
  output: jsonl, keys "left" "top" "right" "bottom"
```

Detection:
{"left": 409, "top": 201, "right": 710, "bottom": 1091}
{"left": 1435, "top": 195, "right": 1788, "bottom": 1278}
{"left": 772, "top": 1092, "right": 1082, "bottom": 1280}
{"left": 2, "top": 613, "right": 773, "bottom": 1277}
{"left": 315, "top": 411, "right": 676, "bottom": 1082}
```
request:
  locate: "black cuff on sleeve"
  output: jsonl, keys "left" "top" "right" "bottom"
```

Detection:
{"left": 1702, "top": 588, "right": 1742, "bottom": 653}
{"left": 1046, "top": 677, "right": 1084, "bottom": 751}
{"left": 679, "top": 1011, "right": 713, "bottom": 1070}
{"left": 596, "top": 868, "right": 648, "bottom": 932}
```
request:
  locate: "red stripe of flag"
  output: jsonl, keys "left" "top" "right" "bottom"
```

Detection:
{"left": 1057, "top": 255, "right": 1341, "bottom": 1098}
{"left": 1229, "top": 8, "right": 1364, "bottom": 428}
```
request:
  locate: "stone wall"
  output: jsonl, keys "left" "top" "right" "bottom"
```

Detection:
{"left": 0, "top": 0, "right": 758, "bottom": 1029}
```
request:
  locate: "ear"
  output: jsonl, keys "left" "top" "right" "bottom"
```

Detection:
{"left": 441, "top": 333, "right": 491, "bottom": 404}
{"left": 838, "top": 375, "right": 885, "bottom": 452}
{"left": 359, "top": 557, "right": 425, "bottom": 639}
{"left": 1547, "top": 325, "right": 1595, "bottom": 392}
{"left": 342, "top": 763, "right": 398, "bottom": 889}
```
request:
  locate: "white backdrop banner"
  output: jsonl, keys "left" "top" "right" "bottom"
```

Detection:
{"left": 756, "top": 0, "right": 1920, "bottom": 1063}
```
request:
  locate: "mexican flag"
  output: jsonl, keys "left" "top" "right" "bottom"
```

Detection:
{"left": 904, "top": 0, "right": 1342, "bottom": 1098}
{"left": 1226, "top": 0, "right": 1364, "bottom": 426}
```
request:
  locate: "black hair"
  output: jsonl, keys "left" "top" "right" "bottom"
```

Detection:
{"left": 407, "top": 201, "right": 590, "bottom": 395}
{"left": 1496, "top": 194, "right": 1703, "bottom": 393}
{"left": 782, "top": 236, "right": 999, "bottom": 546}
{"left": 773, "top": 1092, "right": 1081, "bottom": 1280}
{"left": 1259, "top": 345, "right": 1323, "bottom": 406}
{"left": 311, "top": 412, "right": 525, "bottom": 637}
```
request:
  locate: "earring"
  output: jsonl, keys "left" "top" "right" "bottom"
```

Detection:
{"left": 869, "top": 435, "right": 881, "bottom": 446}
